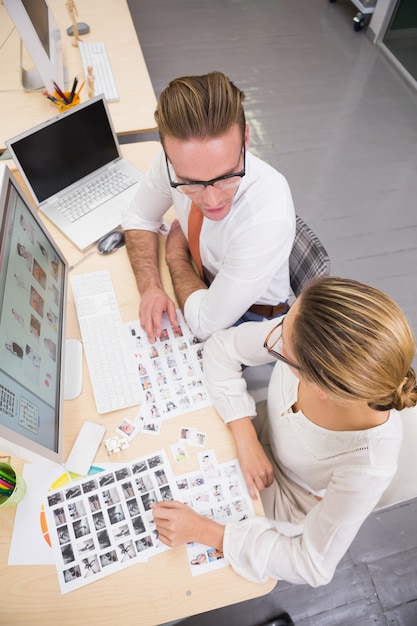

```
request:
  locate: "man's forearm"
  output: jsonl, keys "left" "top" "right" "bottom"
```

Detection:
{"left": 125, "top": 229, "right": 162, "bottom": 295}
{"left": 167, "top": 254, "right": 207, "bottom": 310}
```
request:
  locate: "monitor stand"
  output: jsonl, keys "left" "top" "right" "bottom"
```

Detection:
{"left": 64, "top": 338, "right": 83, "bottom": 400}
{"left": 19, "top": 39, "right": 68, "bottom": 91}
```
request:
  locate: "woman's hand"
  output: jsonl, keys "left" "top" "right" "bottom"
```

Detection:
{"left": 151, "top": 500, "right": 224, "bottom": 549}
{"left": 229, "top": 418, "right": 274, "bottom": 499}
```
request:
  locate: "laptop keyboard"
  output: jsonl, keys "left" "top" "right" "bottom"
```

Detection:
{"left": 57, "top": 168, "right": 137, "bottom": 223}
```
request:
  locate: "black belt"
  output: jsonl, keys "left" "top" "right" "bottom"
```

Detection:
{"left": 248, "top": 301, "right": 288, "bottom": 318}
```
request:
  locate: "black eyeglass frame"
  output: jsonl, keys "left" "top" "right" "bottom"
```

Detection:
{"left": 165, "top": 144, "right": 246, "bottom": 194}
{"left": 263, "top": 319, "right": 303, "bottom": 372}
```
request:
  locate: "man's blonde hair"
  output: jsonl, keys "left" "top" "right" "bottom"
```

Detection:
{"left": 293, "top": 276, "right": 417, "bottom": 411}
{"left": 154, "top": 71, "right": 246, "bottom": 146}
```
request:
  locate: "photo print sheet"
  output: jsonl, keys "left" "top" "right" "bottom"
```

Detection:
{"left": 44, "top": 450, "right": 178, "bottom": 594}
{"left": 125, "top": 310, "right": 212, "bottom": 430}
{"left": 175, "top": 450, "right": 255, "bottom": 576}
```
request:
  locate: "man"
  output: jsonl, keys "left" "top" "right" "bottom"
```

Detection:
{"left": 122, "top": 71, "right": 295, "bottom": 342}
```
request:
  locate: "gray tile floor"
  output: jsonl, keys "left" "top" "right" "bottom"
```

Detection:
{"left": 124, "top": 1, "right": 417, "bottom": 624}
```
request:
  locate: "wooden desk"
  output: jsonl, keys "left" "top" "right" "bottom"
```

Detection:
{"left": 0, "top": 0, "right": 157, "bottom": 151}
{"left": 0, "top": 142, "right": 275, "bottom": 625}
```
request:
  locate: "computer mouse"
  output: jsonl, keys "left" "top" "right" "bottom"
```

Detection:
{"left": 97, "top": 230, "right": 125, "bottom": 254}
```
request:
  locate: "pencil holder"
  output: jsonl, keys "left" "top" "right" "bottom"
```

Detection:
{"left": 55, "top": 91, "right": 81, "bottom": 112}
{"left": 0, "top": 459, "right": 26, "bottom": 509}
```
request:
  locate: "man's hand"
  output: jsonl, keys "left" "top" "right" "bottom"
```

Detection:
{"left": 139, "top": 287, "right": 178, "bottom": 344}
{"left": 165, "top": 219, "right": 190, "bottom": 265}
{"left": 229, "top": 418, "right": 274, "bottom": 499}
{"left": 151, "top": 500, "right": 224, "bottom": 549}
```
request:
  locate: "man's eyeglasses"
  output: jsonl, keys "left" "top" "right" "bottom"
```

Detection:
{"left": 165, "top": 145, "right": 246, "bottom": 195}
{"left": 263, "top": 319, "right": 303, "bottom": 372}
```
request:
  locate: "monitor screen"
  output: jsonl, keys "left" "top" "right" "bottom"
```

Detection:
{"left": 3, "top": 0, "right": 66, "bottom": 93}
{"left": 0, "top": 164, "right": 67, "bottom": 464}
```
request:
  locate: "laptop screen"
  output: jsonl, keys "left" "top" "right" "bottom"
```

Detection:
{"left": 7, "top": 96, "right": 120, "bottom": 204}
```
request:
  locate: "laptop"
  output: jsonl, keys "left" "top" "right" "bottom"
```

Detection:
{"left": 6, "top": 95, "right": 145, "bottom": 250}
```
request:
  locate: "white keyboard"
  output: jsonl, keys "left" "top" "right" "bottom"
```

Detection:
{"left": 71, "top": 270, "right": 141, "bottom": 414}
{"left": 78, "top": 40, "right": 119, "bottom": 102}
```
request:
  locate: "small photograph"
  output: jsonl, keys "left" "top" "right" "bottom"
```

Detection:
{"left": 198, "top": 450, "right": 220, "bottom": 479}
{"left": 138, "top": 362, "right": 147, "bottom": 376}
{"left": 53, "top": 507, "right": 66, "bottom": 526}
{"left": 116, "top": 418, "right": 140, "bottom": 441}
{"left": 88, "top": 494, "right": 101, "bottom": 512}
{"left": 135, "top": 473, "right": 154, "bottom": 494}
{"left": 149, "top": 345, "right": 159, "bottom": 359}
{"left": 212, "top": 484, "right": 224, "bottom": 502}
{"left": 171, "top": 442, "right": 189, "bottom": 463}
{"left": 77, "top": 538, "right": 95, "bottom": 555}
{"left": 165, "top": 400, "right": 177, "bottom": 413}
{"left": 177, "top": 341, "right": 187, "bottom": 351}
{"left": 215, "top": 504, "right": 232, "bottom": 519}
{"left": 156, "top": 371, "right": 167, "bottom": 386}
{"left": 151, "top": 358, "right": 163, "bottom": 372}
{"left": 126, "top": 498, "right": 140, "bottom": 517}
{"left": 118, "top": 540, "right": 135, "bottom": 562}
{"left": 108, "top": 505, "right": 125, "bottom": 525}
{"left": 98, "top": 473, "right": 115, "bottom": 487}
{"left": 61, "top": 543, "right": 75, "bottom": 564}
{"left": 160, "top": 328, "right": 169, "bottom": 341}
{"left": 131, "top": 460, "right": 147, "bottom": 474}
{"left": 48, "top": 492, "right": 63, "bottom": 507}
{"left": 73, "top": 518, "right": 91, "bottom": 538}
{"left": 68, "top": 500, "right": 86, "bottom": 520}
{"left": 190, "top": 551, "right": 207, "bottom": 566}
{"left": 189, "top": 474, "right": 205, "bottom": 488}
{"left": 46, "top": 310, "right": 58, "bottom": 333}
{"left": 172, "top": 325, "right": 183, "bottom": 338}
{"left": 158, "top": 386, "right": 171, "bottom": 400}
{"left": 32, "top": 259, "right": 47, "bottom": 289}
{"left": 166, "top": 355, "right": 177, "bottom": 368}
{"left": 121, "top": 481, "right": 134, "bottom": 498}
{"left": 92, "top": 511, "right": 106, "bottom": 531}
{"left": 11, "top": 307, "right": 25, "bottom": 326}
{"left": 176, "top": 478, "right": 189, "bottom": 490}
{"left": 30, "top": 285, "right": 44, "bottom": 317}
{"left": 131, "top": 515, "right": 146, "bottom": 535}
{"left": 6, "top": 340, "right": 24, "bottom": 360}
{"left": 162, "top": 342, "right": 173, "bottom": 355}
{"left": 160, "top": 485, "right": 174, "bottom": 501}
{"left": 81, "top": 556, "right": 100, "bottom": 577}
{"left": 100, "top": 550, "right": 118, "bottom": 567}
{"left": 145, "top": 390, "right": 156, "bottom": 403}
{"left": 97, "top": 530, "right": 111, "bottom": 550}
{"left": 63, "top": 565, "right": 81, "bottom": 582}
{"left": 50, "top": 258, "right": 59, "bottom": 280}
{"left": 207, "top": 549, "right": 224, "bottom": 562}
{"left": 57, "top": 525, "right": 70, "bottom": 545}
{"left": 17, "top": 242, "right": 33, "bottom": 270}
{"left": 141, "top": 419, "right": 161, "bottom": 435}
{"left": 154, "top": 469, "right": 168, "bottom": 487}
{"left": 147, "top": 454, "right": 163, "bottom": 469}
{"left": 115, "top": 467, "right": 131, "bottom": 481}
{"left": 102, "top": 487, "right": 120, "bottom": 506}
{"left": 29, "top": 314, "right": 41, "bottom": 341}
{"left": 141, "top": 491, "right": 157, "bottom": 511}
{"left": 43, "top": 337, "right": 56, "bottom": 362}
{"left": 20, "top": 214, "right": 35, "bottom": 244}
{"left": 113, "top": 524, "right": 130, "bottom": 539}
{"left": 135, "top": 535, "right": 153, "bottom": 553}
{"left": 140, "top": 375, "right": 152, "bottom": 390}
{"left": 65, "top": 485, "right": 82, "bottom": 500}
{"left": 82, "top": 479, "right": 98, "bottom": 494}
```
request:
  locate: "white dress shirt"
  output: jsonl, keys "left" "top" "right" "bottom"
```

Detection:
{"left": 122, "top": 149, "right": 296, "bottom": 339}
{"left": 203, "top": 318, "right": 403, "bottom": 586}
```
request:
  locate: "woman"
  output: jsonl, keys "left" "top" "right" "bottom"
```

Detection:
{"left": 152, "top": 277, "right": 417, "bottom": 587}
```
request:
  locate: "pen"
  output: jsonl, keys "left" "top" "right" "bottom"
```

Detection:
{"left": 53, "top": 81, "right": 69, "bottom": 104}
{"left": 69, "top": 77, "right": 78, "bottom": 103}
{"left": 76, "top": 80, "right": 85, "bottom": 96}
{"left": 43, "top": 92, "right": 60, "bottom": 106}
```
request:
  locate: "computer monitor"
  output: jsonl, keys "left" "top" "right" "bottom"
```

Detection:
{"left": 3, "top": 0, "right": 67, "bottom": 93}
{"left": 0, "top": 164, "right": 68, "bottom": 464}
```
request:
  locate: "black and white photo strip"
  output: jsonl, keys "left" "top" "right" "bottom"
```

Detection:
{"left": 125, "top": 310, "right": 211, "bottom": 433}
{"left": 45, "top": 450, "right": 177, "bottom": 594}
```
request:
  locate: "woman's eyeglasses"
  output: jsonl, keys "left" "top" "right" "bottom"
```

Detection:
{"left": 263, "top": 319, "right": 303, "bottom": 372}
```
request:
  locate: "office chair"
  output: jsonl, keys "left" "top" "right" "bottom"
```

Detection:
{"left": 289, "top": 215, "right": 331, "bottom": 298}
{"left": 243, "top": 215, "right": 330, "bottom": 397}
